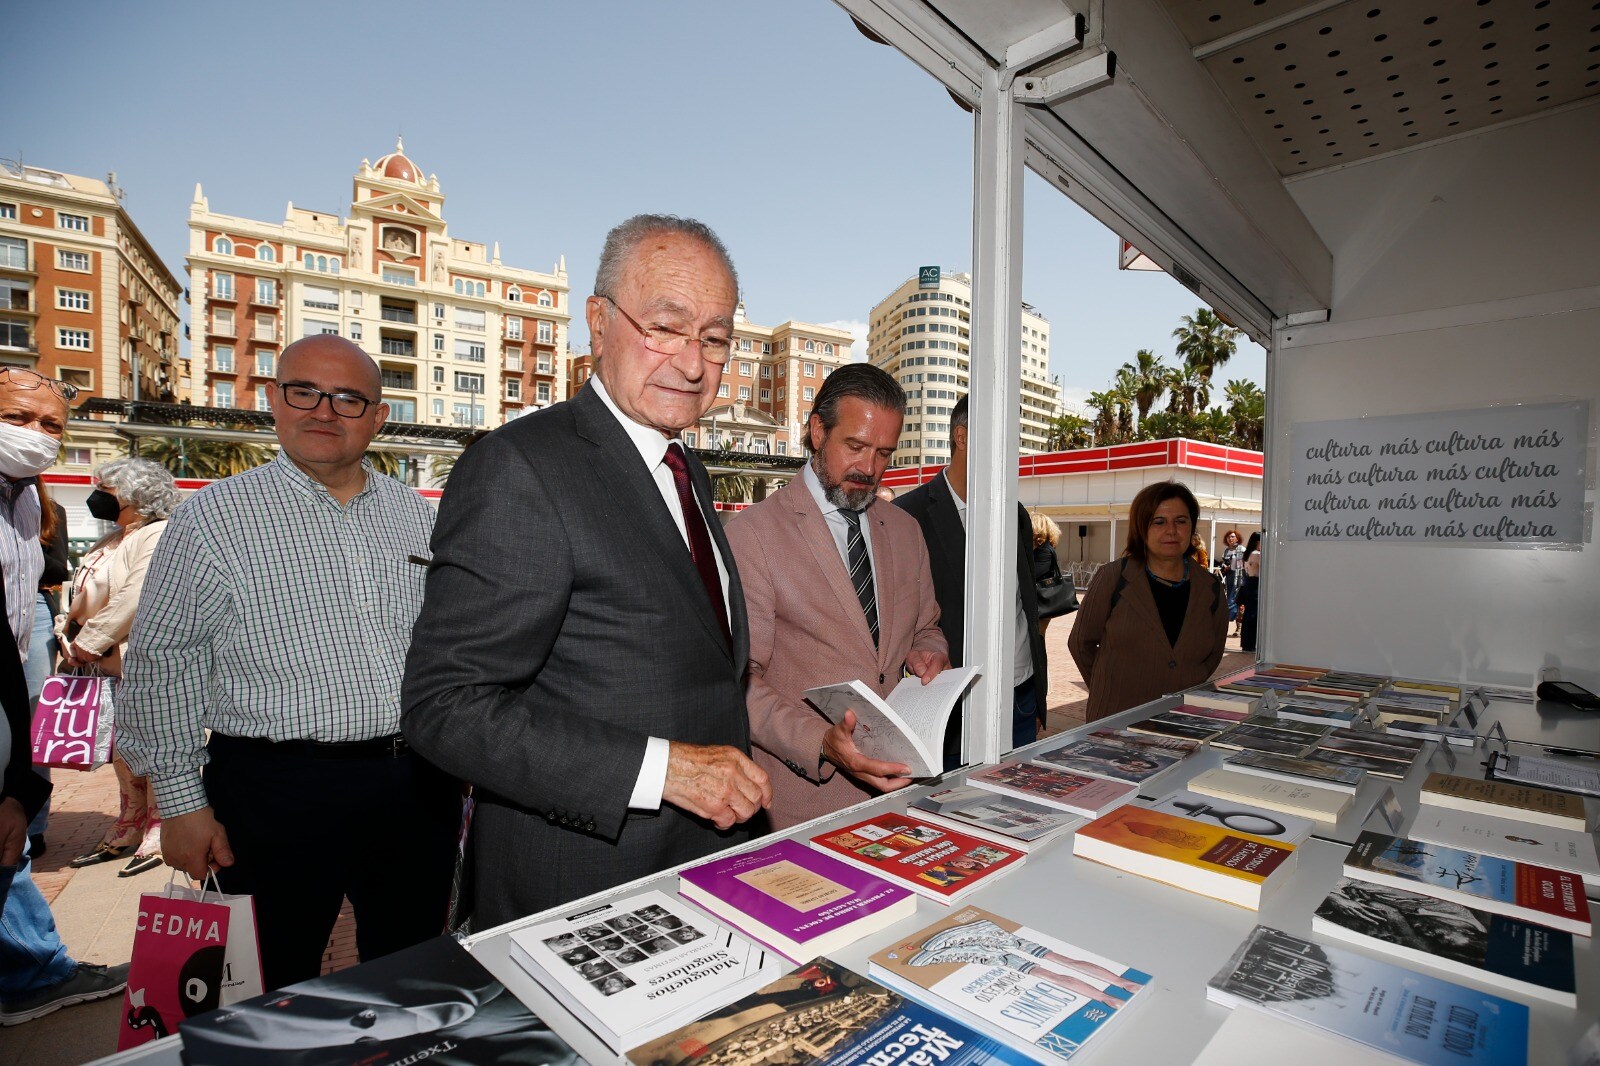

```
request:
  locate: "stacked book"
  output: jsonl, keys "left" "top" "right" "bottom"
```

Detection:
{"left": 963, "top": 761, "right": 1135, "bottom": 819}
{"left": 1420, "top": 772, "right": 1589, "bottom": 831}
{"left": 1213, "top": 716, "right": 1331, "bottom": 758}
{"left": 1220, "top": 750, "right": 1365, "bottom": 796}
{"left": 1028, "top": 734, "right": 1187, "bottom": 787}
{"left": 1123, "top": 706, "right": 1240, "bottom": 743}
{"left": 1303, "top": 727, "right": 1426, "bottom": 778}
{"left": 1187, "top": 765, "right": 1353, "bottom": 823}
{"left": 910, "top": 784, "right": 1084, "bottom": 853}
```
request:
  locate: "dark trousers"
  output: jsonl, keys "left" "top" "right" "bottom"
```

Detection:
{"left": 205, "top": 733, "right": 459, "bottom": 991}
{"left": 1238, "top": 576, "right": 1260, "bottom": 653}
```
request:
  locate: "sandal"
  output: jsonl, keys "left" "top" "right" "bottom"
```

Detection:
{"left": 68, "top": 842, "right": 134, "bottom": 868}
{"left": 118, "top": 853, "right": 164, "bottom": 878}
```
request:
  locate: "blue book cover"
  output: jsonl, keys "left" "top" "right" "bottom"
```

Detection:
{"left": 625, "top": 957, "right": 1035, "bottom": 1066}
{"left": 1208, "top": 926, "right": 1529, "bottom": 1066}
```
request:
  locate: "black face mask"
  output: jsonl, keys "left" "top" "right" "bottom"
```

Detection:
{"left": 86, "top": 489, "right": 121, "bottom": 522}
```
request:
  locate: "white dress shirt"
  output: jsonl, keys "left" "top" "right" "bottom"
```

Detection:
{"left": 590, "top": 376, "right": 731, "bottom": 810}
{"left": 947, "top": 473, "right": 1034, "bottom": 687}
{"left": 799, "top": 460, "right": 880, "bottom": 606}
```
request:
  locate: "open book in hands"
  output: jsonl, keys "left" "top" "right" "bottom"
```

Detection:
{"left": 804, "top": 666, "right": 982, "bottom": 778}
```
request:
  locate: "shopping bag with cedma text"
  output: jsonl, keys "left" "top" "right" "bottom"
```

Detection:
{"left": 120, "top": 880, "right": 231, "bottom": 1050}
{"left": 30, "top": 673, "right": 114, "bottom": 770}
{"left": 166, "top": 875, "right": 264, "bottom": 1008}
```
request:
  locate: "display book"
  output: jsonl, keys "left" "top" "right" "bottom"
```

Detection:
{"left": 963, "top": 760, "right": 1135, "bottom": 819}
{"left": 1071, "top": 802, "right": 1296, "bottom": 909}
{"left": 1312, "top": 876, "right": 1577, "bottom": 1007}
{"left": 802, "top": 665, "right": 981, "bottom": 779}
{"left": 1342, "top": 830, "right": 1592, "bottom": 937}
{"left": 1407, "top": 806, "right": 1600, "bottom": 887}
{"left": 1419, "top": 772, "right": 1590, "bottom": 831}
{"left": 808, "top": 811, "right": 1024, "bottom": 904}
{"left": 1206, "top": 925, "right": 1530, "bottom": 1066}
{"left": 178, "top": 935, "right": 583, "bottom": 1066}
{"left": 1186, "top": 767, "right": 1353, "bottom": 823}
{"left": 909, "top": 783, "right": 1083, "bottom": 852}
{"left": 506, "top": 887, "right": 785, "bottom": 1053}
{"left": 1122, "top": 708, "right": 1236, "bottom": 743}
{"left": 1026, "top": 733, "right": 1186, "bottom": 786}
{"left": 677, "top": 839, "right": 917, "bottom": 964}
{"left": 1139, "top": 787, "right": 1315, "bottom": 844}
{"left": 868, "top": 905, "right": 1152, "bottom": 1063}
{"left": 624, "top": 956, "right": 1038, "bottom": 1066}
{"left": 1220, "top": 749, "right": 1365, "bottom": 795}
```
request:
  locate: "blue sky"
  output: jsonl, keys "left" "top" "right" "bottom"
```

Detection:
{"left": 9, "top": 0, "right": 1263, "bottom": 414}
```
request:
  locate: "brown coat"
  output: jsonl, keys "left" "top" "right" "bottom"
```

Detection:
{"left": 1068, "top": 557, "right": 1228, "bottom": 720}
{"left": 727, "top": 476, "right": 947, "bottom": 830}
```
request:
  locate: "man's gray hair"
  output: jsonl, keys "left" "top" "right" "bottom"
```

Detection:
{"left": 95, "top": 457, "right": 181, "bottom": 520}
{"left": 593, "top": 214, "right": 739, "bottom": 299}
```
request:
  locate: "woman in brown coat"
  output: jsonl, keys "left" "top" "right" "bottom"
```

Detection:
{"left": 1068, "top": 481, "right": 1228, "bottom": 720}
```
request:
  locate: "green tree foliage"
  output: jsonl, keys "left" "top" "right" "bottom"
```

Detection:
{"left": 138, "top": 426, "right": 272, "bottom": 479}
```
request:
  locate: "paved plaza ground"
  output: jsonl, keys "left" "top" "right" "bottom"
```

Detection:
{"left": 6, "top": 611, "right": 1253, "bottom": 1064}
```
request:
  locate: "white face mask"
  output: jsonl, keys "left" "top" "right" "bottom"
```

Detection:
{"left": 0, "top": 422, "right": 61, "bottom": 479}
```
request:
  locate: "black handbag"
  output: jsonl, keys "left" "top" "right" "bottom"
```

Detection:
{"left": 1035, "top": 562, "right": 1079, "bottom": 618}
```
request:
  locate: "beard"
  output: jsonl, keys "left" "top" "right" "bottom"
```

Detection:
{"left": 813, "top": 455, "right": 877, "bottom": 511}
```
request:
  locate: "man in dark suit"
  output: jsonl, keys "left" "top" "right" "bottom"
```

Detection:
{"left": 895, "top": 394, "right": 1049, "bottom": 758}
{"left": 403, "top": 215, "right": 771, "bottom": 926}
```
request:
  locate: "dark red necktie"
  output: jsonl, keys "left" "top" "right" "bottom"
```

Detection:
{"left": 663, "top": 442, "right": 731, "bottom": 647}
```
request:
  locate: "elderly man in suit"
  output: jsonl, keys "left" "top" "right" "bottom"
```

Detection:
{"left": 895, "top": 394, "right": 1050, "bottom": 757}
{"left": 727, "top": 364, "right": 948, "bottom": 831}
{"left": 403, "top": 215, "right": 770, "bottom": 926}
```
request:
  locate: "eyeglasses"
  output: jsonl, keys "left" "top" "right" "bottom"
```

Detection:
{"left": 276, "top": 383, "right": 378, "bottom": 418}
{"left": 0, "top": 367, "right": 79, "bottom": 401}
{"left": 597, "top": 294, "right": 733, "bottom": 365}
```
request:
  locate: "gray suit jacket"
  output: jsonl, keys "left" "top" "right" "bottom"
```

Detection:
{"left": 401, "top": 384, "right": 753, "bottom": 926}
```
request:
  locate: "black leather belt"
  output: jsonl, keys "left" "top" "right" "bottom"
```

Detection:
{"left": 217, "top": 733, "right": 410, "bottom": 759}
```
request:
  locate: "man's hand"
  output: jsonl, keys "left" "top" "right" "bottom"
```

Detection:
{"left": 906, "top": 649, "right": 951, "bottom": 684}
{"left": 823, "top": 710, "right": 913, "bottom": 793}
{"left": 663, "top": 743, "right": 771, "bottom": 831}
{"left": 0, "top": 797, "right": 28, "bottom": 867}
{"left": 162, "top": 807, "right": 234, "bottom": 881}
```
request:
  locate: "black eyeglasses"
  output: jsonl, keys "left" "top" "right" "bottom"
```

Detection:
{"left": 0, "top": 367, "right": 79, "bottom": 401}
{"left": 276, "top": 383, "right": 378, "bottom": 418}
{"left": 597, "top": 294, "right": 734, "bottom": 365}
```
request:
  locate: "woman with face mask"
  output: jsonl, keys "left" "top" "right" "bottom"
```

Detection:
{"left": 61, "top": 458, "right": 182, "bottom": 876}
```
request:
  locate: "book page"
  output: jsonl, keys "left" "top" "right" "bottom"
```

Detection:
{"left": 885, "top": 665, "right": 982, "bottom": 752}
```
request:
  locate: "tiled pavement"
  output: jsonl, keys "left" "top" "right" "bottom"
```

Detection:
{"left": 12, "top": 613, "right": 1254, "bottom": 1064}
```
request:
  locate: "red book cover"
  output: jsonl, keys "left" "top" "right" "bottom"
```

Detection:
{"left": 808, "top": 813, "right": 1024, "bottom": 902}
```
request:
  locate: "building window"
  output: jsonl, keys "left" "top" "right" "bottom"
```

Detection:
{"left": 0, "top": 203, "right": 14, "bottom": 220}
{"left": 431, "top": 303, "right": 444, "bottom": 319}
{"left": 455, "top": 307, "right": 486, "bottom": 332}
{"left": 777, "top": 387, "right": 786, "bottom": 401}
{"left": 803, "top": 362, "right": 816, "bottom": 377}
{"left": 0, "top": 281, "right": 28, "bottom": 312}
{"left": 256, "top": 350, "right": 274, "bottom": 376}
{"left": 213, "top": 273, "right": 234, "bottom": 299}
{"left": 433, "top": 333, "right": 445, "bottom": 352}
{"left": 760, "top": 365, "right": 771, "bottom": 379}
{"left": 58, "top": 249, "right": 90, "bottom": 272}
{"left": 776, "top": 441, "right": 787, "bottom": 456}
{"left": 537, "top": 291, "right": 553, "bottom": 307}
{"left": 822, "top": 367, "right": 832, "bottom": 378}
{"left": 738, "top": 361, "right": 752, "bottom": 377}
{"left": 0, "top": 318, "right": 29, "bottom": 350}
{"left": 507, "top": 317, "right": 522, "bottom": 340}
{"left": 506, "top": 286, "right": 521, "bottom": 303}
{"left": 803, "top": 386, "right": 814, "bottom": 402}
{"left": 389, "top": 399, "right": 416, "bottom": 422}
{"left": 57, "top": 327, "right": 91, "bottom": 351}
{"left": 452, "top": 403, "right": 484, "bottom": 426}
{"left": 537, "top": 320, "right": 553, "bottom": 344}
{"left": 824, "top": 343, "right": 834, "bottom": 355}
{"left": 506, "top": 348, "right": 522, "bottom": 371}
{"left": 684, "top": 431, "right": 697, "bottom": 448}
{"left": 506, "top": 378, "right": 522, "bottom": 400}
{"left": 762, "top": 343, "right": 771, "bottom": 354}
{"left": 213, "top": 308, "right": 234, "bottom": 336}
{"left": 432, "top": 366, "right": 445, "bottom": 384}
{"left": 56, "top": 289, "right": 90, "bottom": 312}
{"left": 537, "top": 382, "right": 550, "bottom": 403}
{"left": 256, "top": 385, "right": 270, "bottom": 410}
{"left": 432, "top": 398, "right": 444, "bottom": 417}
{"left": 760, "top": 388, "right": 770, "bottom": 402}
{"left": 303, "top": 319, "right": 339, "bottom": 338}
{"left": 57, "top": 212, "right": 89, "bottom": 232}
{"left": 454, "top": 371, "right": 484, "bottom": 393}
{"left": 738, "top": 386, "right": 751, "bottom": 401}
{"left": 717, "top": 383, "right": 729, "bottom": 398}
{"left": 382, "top": 267, "right": 416, "bottom": 286}
{"left": 454, "top": 339, "right": 485, "bottom": 362}
{"left": 255, "top": 279, "right": 276, "bottom": 304}
{"left": 254, "top": 315, "right": 276, "bottom": 342}
{"left": 380, "top": 337, "right": 415, "bottom": 357}
{"left": 256, "top": 244, "right": 276, "bottom": 262}
{"left": 0, "top": 237, "right": 26, "bottom": 269}
{"left": 349, "top": 322, "right": 363, "bottom": 342}
{"left": 349, "top": 290, "right": 363, "bottom": 309}
{"left": 63, "top": 445, "right": 91, "bottom": 465}
{"left": 214, "top": 236, "right": 233, "bottom": 255}
{"left": 212, "top": 345, "right": 234, "bottom": 372}
{"left": 215, "top": 381, "right": 234, "bottom": 407}
{"left": 804, "top": 340, "right": 815, "bottom": 353}
{"left": 303, "top": 285, "right": 339, "bottom": 310}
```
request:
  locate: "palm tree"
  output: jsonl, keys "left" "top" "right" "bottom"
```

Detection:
{"left": 1122, "top": 349, "right": 1167, "bottom": 426}
{"left": 364, "top": 450, "right": 403, "bottom": 478}
{"left": 1044, "top": 412, "right": 1092, "bottom": 450}
{"left": 139, "top": 426, "right": 272, "bottom": 479}
{"left": 1197, "top": 407, "right": 1234, "bottom": 444}
{"left": 1111, "top": 368, "right": 1137, "bottom": 441}
{"left": 710, "top": 442, "right": 757, "bottom": 503}
{"left": 1172, "top": 308, "right": 1241, "bottom": 407}
{"left": 1085, "top": 391, "right": 1119, "bottom": 445}
{"left": 1224, "top": 378, "right": 1266, "bottom": 450}
{"left": 1165, "top": 360, "right": 1205, "bottom": 417}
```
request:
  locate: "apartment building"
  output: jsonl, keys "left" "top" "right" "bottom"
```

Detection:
{"left": 867, "top": 269, "right": 1061, "bottom": 465}
{"left": 187, "top": 141, "right": 570, "bottom": 429}
{"left": 0, "top": 160, "right": 185, "bottom": 469}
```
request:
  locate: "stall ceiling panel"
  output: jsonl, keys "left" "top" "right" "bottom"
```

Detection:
{"left": 1168, "top": 0, "right": 1600, "bottom": 175}
{"left": 928, "top": 0, "right": 1082, "bottom": 65}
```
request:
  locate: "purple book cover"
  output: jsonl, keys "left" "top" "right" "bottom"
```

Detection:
{"left": 680, "top": 840, "right": 911, "bottom": 947}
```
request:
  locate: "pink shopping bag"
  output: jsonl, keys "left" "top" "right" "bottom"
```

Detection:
{"left": 119, "top": 885, "right": 231, "bottom": 1050}
{"left": 30, "top": 673, "right": 114, "bottom": 770}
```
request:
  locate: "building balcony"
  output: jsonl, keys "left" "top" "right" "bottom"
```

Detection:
{"left": 211, "top": 322, "right": 236, "bottom": 338}
{"left": 455, "top": 321, "right": 485, "bottom": 333}
{"left": 379, "top": 338, "right": 416, "bottom": 358}
{"left": 0, "top": 294, "right": 35, "bottom": 316}
{"left": 252, "top": 328, "right": 278, "bottom": 344}
{"left": 380, "top": 304, "right": 417, "bottom": 324}
{"left": 208, "top": 286, "right": 237, "bottom": 303}
{"left": 381, "top": 371, "right": 417, "bottom": 391}
{"left": 0, "top": 253, "right": 37, "bottom": 277}
{"left": 248, "top": 290, "right": 278, "bottom": 307}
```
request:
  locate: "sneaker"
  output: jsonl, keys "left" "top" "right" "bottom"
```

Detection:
{"left": 0, "top": 962, "right": 130, "bottom": 1026}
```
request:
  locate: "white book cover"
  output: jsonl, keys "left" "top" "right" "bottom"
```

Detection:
{"left": 804, "top": 665, "right": 981, "bottom": 778}
{"left": 1188, "top": 768, "right": 1352, "bottom": 823}
{"left": 1141, "top": 788, "right": 1315, "bottom": 845}
{"left": 1407, "top": 807, "right": 1600, "bottom": 887}
{"left": 507, "top": 888, "right": 784, "bottom": 1052}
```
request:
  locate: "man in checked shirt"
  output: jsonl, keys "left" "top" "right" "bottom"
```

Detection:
{"left": 118, "top": 335, "right": 458, "bottom": 991}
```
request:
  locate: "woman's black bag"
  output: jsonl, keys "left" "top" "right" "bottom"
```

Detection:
{"left": 1035, "top": 562, "right": 1079, "bottom": 619}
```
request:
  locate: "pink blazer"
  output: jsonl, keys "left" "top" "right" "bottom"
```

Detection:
{"left": 727, "top": 475, "right": 947, "bottom": 830}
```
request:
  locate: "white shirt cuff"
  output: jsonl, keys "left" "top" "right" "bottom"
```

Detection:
{"left": 628, "top": 736, "right": 670, "bottom": 810}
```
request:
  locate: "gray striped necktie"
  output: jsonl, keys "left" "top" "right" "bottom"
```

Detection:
{"left": 842, "top": 508, "right": 879, "bottom": 647}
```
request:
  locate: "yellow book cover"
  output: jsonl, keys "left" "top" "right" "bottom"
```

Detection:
{"left": 1076, "top": 805, "right": 1295, "bottom": 884}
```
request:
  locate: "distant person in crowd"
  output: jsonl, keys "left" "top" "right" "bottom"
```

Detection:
{"left": 60, "top": 459, "right": 178, "bottom": 877}
{"left": 403, "top": 215, "right": 770, "bottom": 925}
{"left": 728, "top": 364, "right": 947, "bottom": 830}
{"left": 895, "top": 394, "right": 1047, "bottom": 754}
{"left": 0, "top": 367, "right": 128, "bottom": 1025}
{"left": 1030, "top": 512, "right": 1064, "bottom": 632}
{"left": 21, "top": 483, "right": 67, "bottom": 860}
{"left": 1218, "top": 529, "right": 1245, "bottom": 637}
{"left": 1067, "top": 481, "right": 1228, "bottom": 721}
{"left": 118, "top": 336, "right": 456, "bottom": 992}
{"left": 1191, "top": 534, "right": 1209, "bottom": 570}
{"left": 1238, "top": 531, "right": 1263, "bottom": 653}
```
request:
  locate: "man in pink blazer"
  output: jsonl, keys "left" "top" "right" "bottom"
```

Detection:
{"left": 727, "top": 365, "right": 949, "bottom": 830}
